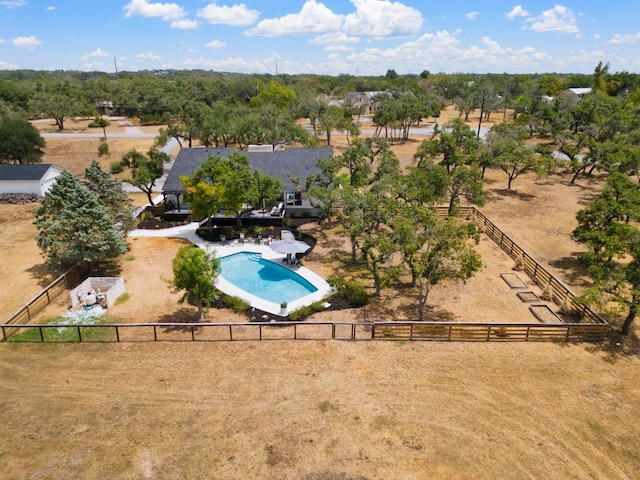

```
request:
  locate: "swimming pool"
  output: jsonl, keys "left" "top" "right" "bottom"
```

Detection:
{"left": 218, "top": 252, "right": 318, "bottom": 305}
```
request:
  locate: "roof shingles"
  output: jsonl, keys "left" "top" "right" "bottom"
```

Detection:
{"left": 163, "top": 147, "right": 333, "bottom": 193}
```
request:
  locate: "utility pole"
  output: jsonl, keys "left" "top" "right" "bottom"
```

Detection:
{"left": 114, "top": 57, "right": 118, "bottom": 79}
{"left": 503, "top": 91, "right": 508, "bottom": 123}
{"left": 477, "top": 89, "right": 486, "bottom": 137}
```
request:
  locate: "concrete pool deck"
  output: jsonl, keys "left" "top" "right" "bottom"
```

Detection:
{"left": 129, "top": 222, "right": 333, "bottom": 316}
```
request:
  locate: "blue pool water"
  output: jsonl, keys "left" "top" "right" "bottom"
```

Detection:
{"left": 218, "top": 252, "right": 318, "bottom": 304}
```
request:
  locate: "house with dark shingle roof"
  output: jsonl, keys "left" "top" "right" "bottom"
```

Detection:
{"left": 0, "top": 163, "right": 64, "bottom": 196}
{"left": 162, "top": 147, "right": 333, "bottom": 217}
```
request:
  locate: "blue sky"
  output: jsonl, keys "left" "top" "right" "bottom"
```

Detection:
{"left": 1, "top": 0, "right": 639, "bottom": 75}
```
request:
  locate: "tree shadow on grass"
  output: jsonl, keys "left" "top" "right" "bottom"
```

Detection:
{"left": 548, "top": 254, "right": 591, "bottom": 288}
{"left": 583, "top": 327, "right": 640, "bottom": 363}
{"left": 491, "top": 189, "right": 537, "bottom": 202}
{"left": 25, "top": 263, "right": 56, "bottom": 289}
{"left": 157, "top": 307, "right": 202, "bottom": 331}
{"left": 356, "top": 285, "right": 458, "bottom": 323}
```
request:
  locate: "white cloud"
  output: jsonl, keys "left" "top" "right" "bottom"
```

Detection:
{"left": 181, "top": 56, "right": 271, "bottom": 73}
{"left": 137, "top": 52, "right": 161, "bottom": 60}
{"left": 171, "top": 19, "right": 198, "bottom": 29}
{"left": 507, "top": 5, "right": 529, "bottom": 19}
{"left": 343, "top": 0, "right": 422, "bottom": 37}
{"left": 205, "top": 40, "right": 227, "bottom": 48}
{"left": 198, "top": 2, "right": 260, "bottom": 26}
{"left": 309, "top": 31, "right": 359, "bottom": 46}
{"left": 0, "top": 38, "right": 5, "bottom": 43}
{"left": 123, "top": 0, "right": 185, "bottom": 21}
{"left": 466, "top": 11, "right": 479, "bottom": 20}
{"left": 246, "top": 0, "right": 342, "bottom": 37}
{"left": 0, "top": 0, "right": 26, "bottom": 8}
{"left": 324, "top": 44, "right": 353, "bottom": 52}
{"left": 344, "top": 30, "right": 556, "bottom": 75}
{"left": 607, "top": 32, "right": 640, "bottom": 45}
{"left": 81, "top": 61, "right": 110, "bottom": 70}
{"left": 46, "top": 6, "right": 55, "bottom": 11}
{"left": 526, "top": 5, "right": 579, "bottom": 34}
{"left": 0, "top": 60, "right": 19, "bottom": 69}
{"left": 80, "top": 48, "right": 110, "bottom": 61}
{"left": 12, "top": 36, "right": 42, "bottom": 49}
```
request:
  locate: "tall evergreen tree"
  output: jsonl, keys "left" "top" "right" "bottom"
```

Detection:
{"left": 34, "top": 170, "right": 128, "bottom": 273}
{"left": 84, "top": 160, "right": 136, "bottom": 233}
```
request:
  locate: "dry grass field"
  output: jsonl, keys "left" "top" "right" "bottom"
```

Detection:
{"left": 1, "top": 114, "right": 639, "bottom": 479}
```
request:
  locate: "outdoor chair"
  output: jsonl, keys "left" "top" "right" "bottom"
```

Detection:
{"left": 281, "top": 230, "right": 295, "bottom": 241}
{"left": 270, "top": 202, "right": 284, "bottom": 216}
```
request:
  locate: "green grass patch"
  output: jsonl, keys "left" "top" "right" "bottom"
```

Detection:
{"left": 318, "top": 400, "right": 340, "bottom": 413}
{"left": 7, "top": 315, "right": 113, "bottom": 342}
{"left": 125, "top": 255, "right": 136, "bottom": 261}
{"left": 113, "top": 293, "right": 129, "bottom": 305}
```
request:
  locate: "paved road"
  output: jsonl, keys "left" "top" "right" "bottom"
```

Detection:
{"left": 43, "top": 128, "right": 179, "bottom": 195}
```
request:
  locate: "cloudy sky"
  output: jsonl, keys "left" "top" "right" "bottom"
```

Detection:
{"left": 1, "top": 0, "right": 639, "bottom": 75}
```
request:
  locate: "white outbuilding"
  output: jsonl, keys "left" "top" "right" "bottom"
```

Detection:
{"left": 0, "top": 164, "right": 64, "bottom": 196}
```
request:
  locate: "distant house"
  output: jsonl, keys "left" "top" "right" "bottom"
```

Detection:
{"left": 565, "top": 87, "right": 593, "bottom": 102}
{"left": 0, "top": 164, "right": 64, "bottom": 196}
{"left": 315, "top": 94, "right": 343, "bottom": 108}
{"left": 162, "top": 147, "right": 333, "bottom": 217}
{"left": 97, "top": 101, "right": 114, "bottom": 115}
{"left": 341, "top": 91, "right": 389, "bottom": 115}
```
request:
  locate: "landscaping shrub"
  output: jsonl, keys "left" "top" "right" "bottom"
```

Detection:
{"left": 328, "top": 276, "right": 369, "bottom": 305}
{"left": 288, "top": 301, "right": 326, "bottom": 321}
{"left": 223, "top": 295, "right": 250, "bottom": 313}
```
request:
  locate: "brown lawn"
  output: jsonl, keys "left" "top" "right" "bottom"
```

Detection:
{"left": 0, "top": 113, "right": 639, "bottom": 479}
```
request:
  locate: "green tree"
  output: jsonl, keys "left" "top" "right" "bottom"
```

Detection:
{"left": 572, "top": 172, "right": 640, "bottom": 335}
{"left": 29, "top": 89, "right": 84, "bottom": 131}
{"left": 592, "top": 61, "right": 610, "bottom": 93}
{"left": 0, "top": 116, "right": 46, "bottom": 164}
{"left": 414, "top": 118, "right": 479, "bottom": 174}
{"left": 410, "top": 216, "right": 482, "bottom": 321}
{"left": 84, "top": 160, "right": 136, "bottom": 234}
{"left": 250, "top": 79, "right": 298, "bottom": 111}
{"left": 306, "top": 156, "right": 346, "bottom": 228}
{"left": 112, "top": 147, "right": 170, "bottom": 204}
{"left": 34, "top": 170, "right": 127, "bottom": 273}
{"left": 183, "top": 152, "right": 261, "bottom": 227}
{"left": 483, "top": 124, "right": 552, "bottom": 189}
{"left": 254, "top": 170, "right": 284, "bottom": 213}
{"left": 316, "top": 105, "right": 358, "bottom": 146}
{"left": 184, "top": 180, "right": 220, "bottom": 232}
{"left": 340, "top": 138, "right": 373, "bottom": 187}
{"left": 170, "top": 245, "right": 220, "bottom": 320}
{"left": 446, "top": 164, "right": 485, "bottom": 214}
{"left": 89, "top": 116, "right": 110, "bottom": 139}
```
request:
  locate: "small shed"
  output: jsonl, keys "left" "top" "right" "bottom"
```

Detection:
{"left": 0, "top": 164, "right": 64, "bottom": 196}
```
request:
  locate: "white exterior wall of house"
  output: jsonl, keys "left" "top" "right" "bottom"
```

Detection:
{"left": 0, "top": 165, "right": 63, "bottom": 196}
{"left": 39, "top": 165, "right": 63, "bottom": 195}
{"left": 0, "top": 179, "right": 41, "bottom": 195}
